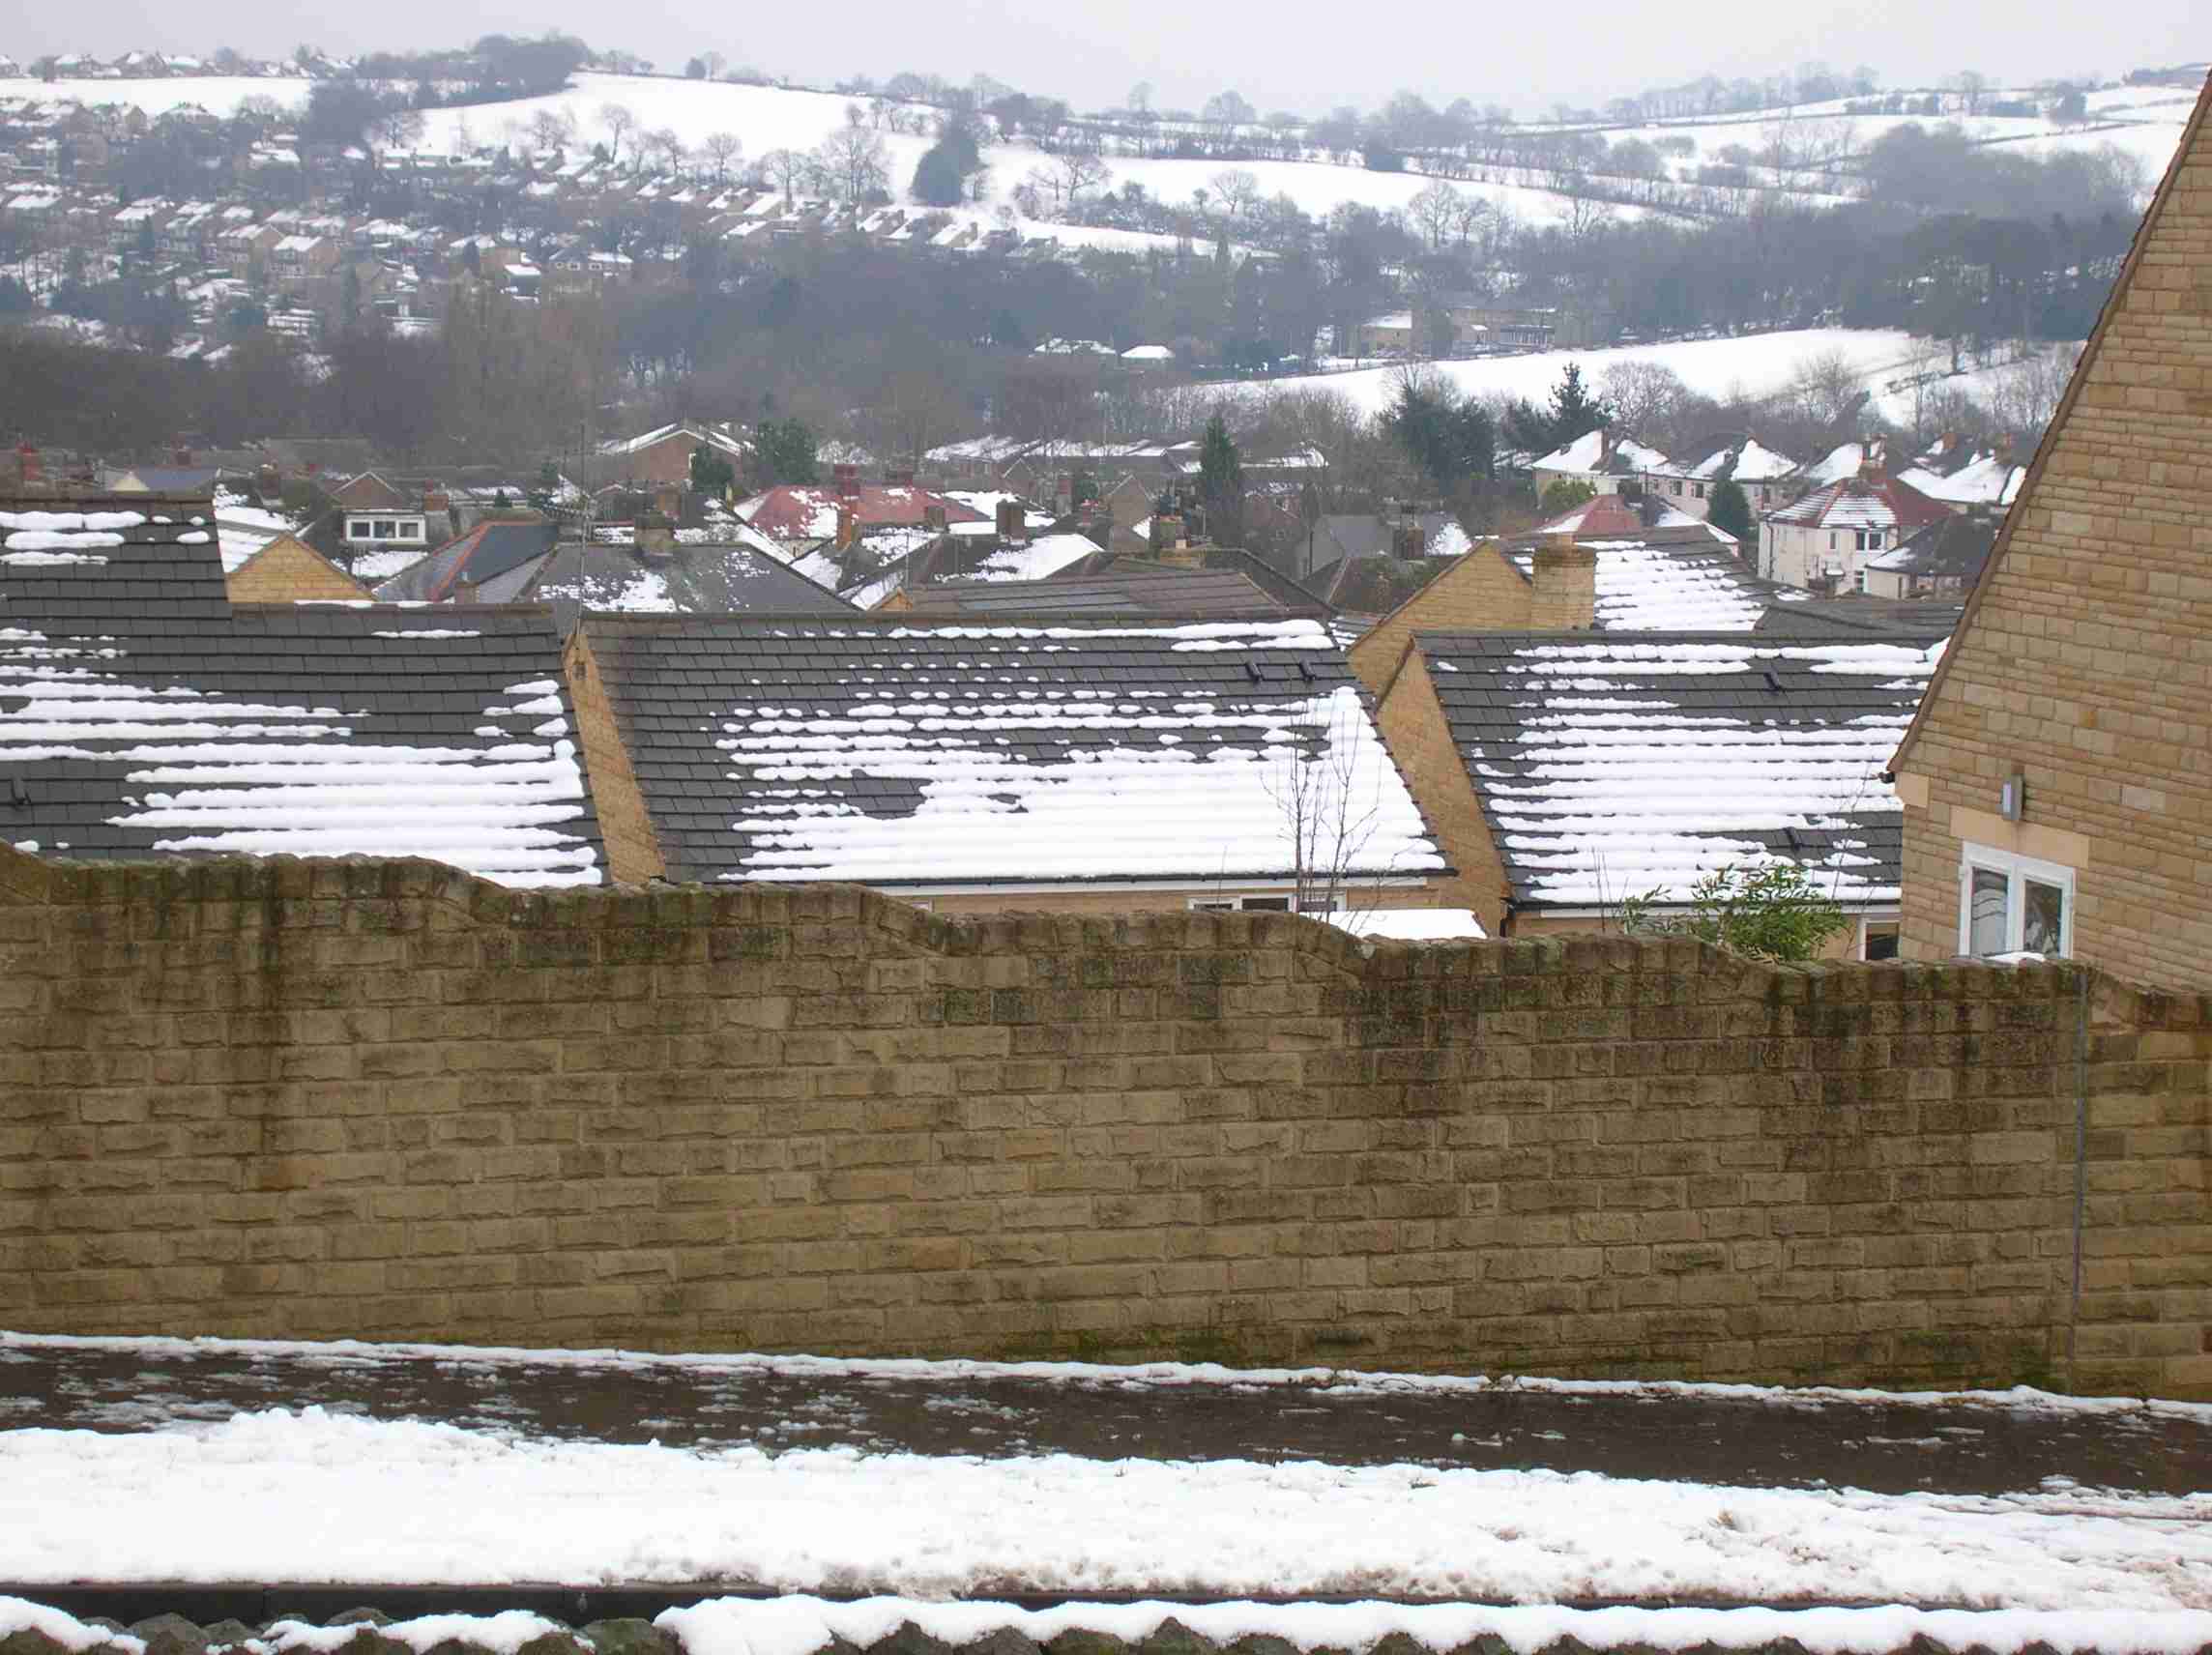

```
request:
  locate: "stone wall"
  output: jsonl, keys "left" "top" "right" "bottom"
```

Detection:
{"left": 2, "top": 843, "right": 2207, "bottom": 1396}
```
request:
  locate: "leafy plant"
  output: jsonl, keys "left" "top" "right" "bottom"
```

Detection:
{"left": 1615, "top": 861, "right": 1848, "bottom": 962}
{"left": 1538, "top": 479, "right": 1595, "bottom": 517}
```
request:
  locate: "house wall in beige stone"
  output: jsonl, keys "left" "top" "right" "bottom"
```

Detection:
{"left": 562, "top": 630, "right": 666, "bottom": 885}
{"left": 225, "top": 534, "right": 370, "bottom": 603}
{"left": 1892, "top": 78, "right": 2212, "bottom": 988}
{"left": 2, "top": 844, "right": 2206, "bottom": 1396}
{"left": 1374, "top": 653, "right": 1511, "bottom": 927}
{"left": 1347, "top": 546, "right": 1535, "bottom": 696}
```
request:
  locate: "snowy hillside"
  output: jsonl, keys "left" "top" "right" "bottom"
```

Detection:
{"left": 18, "top": 69, "right": 2195, "bottom": 232}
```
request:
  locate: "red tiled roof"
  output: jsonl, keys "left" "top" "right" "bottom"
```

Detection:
{"left": 740, "top": 484, "right": 987, "bottom": 538}
{"left": 1764, "top": 473, "right": 1952, "bottom": 533}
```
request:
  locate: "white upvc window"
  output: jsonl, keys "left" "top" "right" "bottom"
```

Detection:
{"left": 1188, "top": 895, "right": 1295, "bottom": 913}
{"left": 1958, "top": 842, "right": 2074, "bottom": 958}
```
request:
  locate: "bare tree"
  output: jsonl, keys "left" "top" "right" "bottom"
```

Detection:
{"left": 815, "top": 126, "right": 889, "bottom": 201}
{"left": 702, "top": 49, "right": 725, "bottom": 80}
{"left": 1261, "top": 686, "right": 1398, "bottom": 919}
{"left": 1208, "top": 168, "right": 1262, "bottom": 221}
{"left": 760, "top": 147, "right": 807, "bottom": 204}
{"left": 1406, "top": 179, "right": 1465, "bottom": 249}
{"left": 647, "top": 128, "right": 684, "bottom": 172}
{"left": 599, "top": 102, "right": 637, "bottom": 164}
{"left": 1598, "top": 360, "right": 1690, "bottom": 438}
{"left": 1033, "top": 150, "right": 1111, "bottom": 214}
{"left": 701, "top": 131, "right": 742, "bottom": 181}
{"left": 368, "top": 105, "right": 424, "bottom": 157}
{"left": 1951, "top": 70, "right": 1991, "bottom": 118}
{"left": 528, "top": 108, "right": 578, "bottom": 153}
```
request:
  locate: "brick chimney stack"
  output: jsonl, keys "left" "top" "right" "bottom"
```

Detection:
{"left": 15, "top": 446, "right": 41, "bottom": 486}
{"left": 832, "top": 463, "right": 859, "bottom": 500}
{"left": 994, "top": 500, "right": 1026, "bottom": 544}
{"left": 1528, "top": 533, "right": 1597, "bottom": 631}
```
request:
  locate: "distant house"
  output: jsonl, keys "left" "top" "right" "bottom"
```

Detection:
{"left": 325, "top": 471, "right": 431, "bottom": 564}
{"left": 1893, "top": 447, "right": 2027, "bottom": 510}
{"left": 1528, "top": 428, "right": 1672, "bottom": 500}
{"left": 597, "top": 421, "right": 748, "bottom": 488}
{"left": 1860, "top": 510, "right": 2001, "bottom": 600}
{"left": 1644, "top": 435, "right": 1801, "bottom": 519}
{"left": 563, "top": 615, "right": 1449, "bottom": 915}
{"left": 1889, "top": 75, "right": 2212, "bottom": 985}
{"left": 373, "top": 519, "right": 561, "bottom": 603}
{"left": 1372, "top": 625, "right": 1944, "bottom": 950}
{"left": 0, "top": 493, "right": 602, "bottom": 887}
{"left": 1757, "top": 468, "right": 1953, "bottom": 592}
{"left": 735, "top": 470, "right": 985, "bottom": 542}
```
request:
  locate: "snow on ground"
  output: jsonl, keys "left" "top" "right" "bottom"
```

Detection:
{"left": 0, "top": 1405, "right": 2206, "bottom": 1607}
{"left": 664, "top": 1597, "right": 2212, "bottom": 1655}
{"left": 1235, "top": 329, "right": 1924, "bottom": 418}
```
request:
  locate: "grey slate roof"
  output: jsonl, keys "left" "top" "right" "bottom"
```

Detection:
{"left": 1054, "top": 548, "right": 1336, "bottom": 618}
{"left": 1864, "top": 513, "right": 2002, "bottom": 583}
{"left": 902, "top": 567, "right": 1297, "bottom": 622}
{"left": 578, "top": 613, "right": 1445, "bottom": 888}
{"left": 374, "top": 520, "right": 560, "bottom": 602}
{"left": 518, "top": 541, "right": 857, "bottom": 631}
{"left": 0, "top": 494, "right": 602, "bottom": 886}
{"left": 1414, "top": 628, "right": 1945, "bottom": 914}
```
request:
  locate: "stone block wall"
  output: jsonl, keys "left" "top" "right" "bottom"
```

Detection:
{"left": 1, "top": 843, "right": 2207, "bottom": 1396}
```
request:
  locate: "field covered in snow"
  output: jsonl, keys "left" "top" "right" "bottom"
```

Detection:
{"left": 1231, "top": 328, "right": 1927, "bottom": 417}
{"left": 17, "top": 70, "right": 2196, "bottom": 234}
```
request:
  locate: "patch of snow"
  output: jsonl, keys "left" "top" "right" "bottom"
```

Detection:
{"left": 0, "top": 1408, "right": 2204, "bottom": 1608}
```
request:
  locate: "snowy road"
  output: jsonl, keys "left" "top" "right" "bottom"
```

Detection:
{"left": 1, "top": 1335, "right": 2208, "bottom": 1610}
{"left": 5, "top": 1334, "right": 2209, "bottom": 1496}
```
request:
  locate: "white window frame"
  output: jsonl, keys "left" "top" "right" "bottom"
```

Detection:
{"left": 1859, "top": 916, "right": 1900, "bottom": 961}
{"left": 1187, "top": 895, "right": 1297, "bottom": 913}
{"left": 346, "top": 516, "right": 372, "bottom": 540}
{"left": 1957, "top": 841, "right": 2075, "bottom": 958}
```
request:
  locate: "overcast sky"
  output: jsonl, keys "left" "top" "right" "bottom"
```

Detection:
{"left": 16, "top": 0, "right": 2208, "bottom": 116}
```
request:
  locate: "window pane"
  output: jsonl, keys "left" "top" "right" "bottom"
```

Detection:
{"left": 2023, "top": 881, "right": 2065, "bottom": 954}
{"left": 1968, "top": 867, "right": 2010, "bottom": 955}
{"left": 1243, "top": 897, "right": 1293, "bottom": 912}
{"left": 1864, "top": 922, "right": 1900, "bottom": 961}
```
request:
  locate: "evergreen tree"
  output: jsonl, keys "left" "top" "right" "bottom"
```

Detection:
{"left": 689, "top": 443, "right": 737, "bottom": 498}
{"left": 1384, "top": 376, "right": 1494, "bottom": 495}
{"left": 1707, "top": 478, "right": 1755, "bottom": 545}
{"left": 750, "top": 418, "right": 819, "bottom": 487}
{"left": 1197, "top": 415, "right": 1243, "bottom": 548}
{"left": 1548, "top": 363, "right": 1609, "bottom": 446}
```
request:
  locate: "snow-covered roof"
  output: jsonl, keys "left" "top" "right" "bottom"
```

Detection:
{"left": 1415, "top": 630, "right": 1946, "bottom": 910}
{"left": 1533, "top": 428, "right": 1670, "bottom": 476}
{"left": 578, "top": 616, "right": 1445, "bottom": 888}
{"left": 1764, "top": 474, "right": 1952, "bottom": 534}
{"left": 1504, "top": 538, "right": 1771, "bottom": 631}
{"left": 1670, "top": 436, "right": 1800, "bottom": 482}
{"left": 597, "top": 421, "right": 746, "bottom": 459}
{"left": 0, "top": 500, "right": 601, "bottom": 886}
{"left": 1894, "top": 452, "right": 2025, "bottom": 508}
{"left": 738, "top": 484, "right": 985, "bottom": 541}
